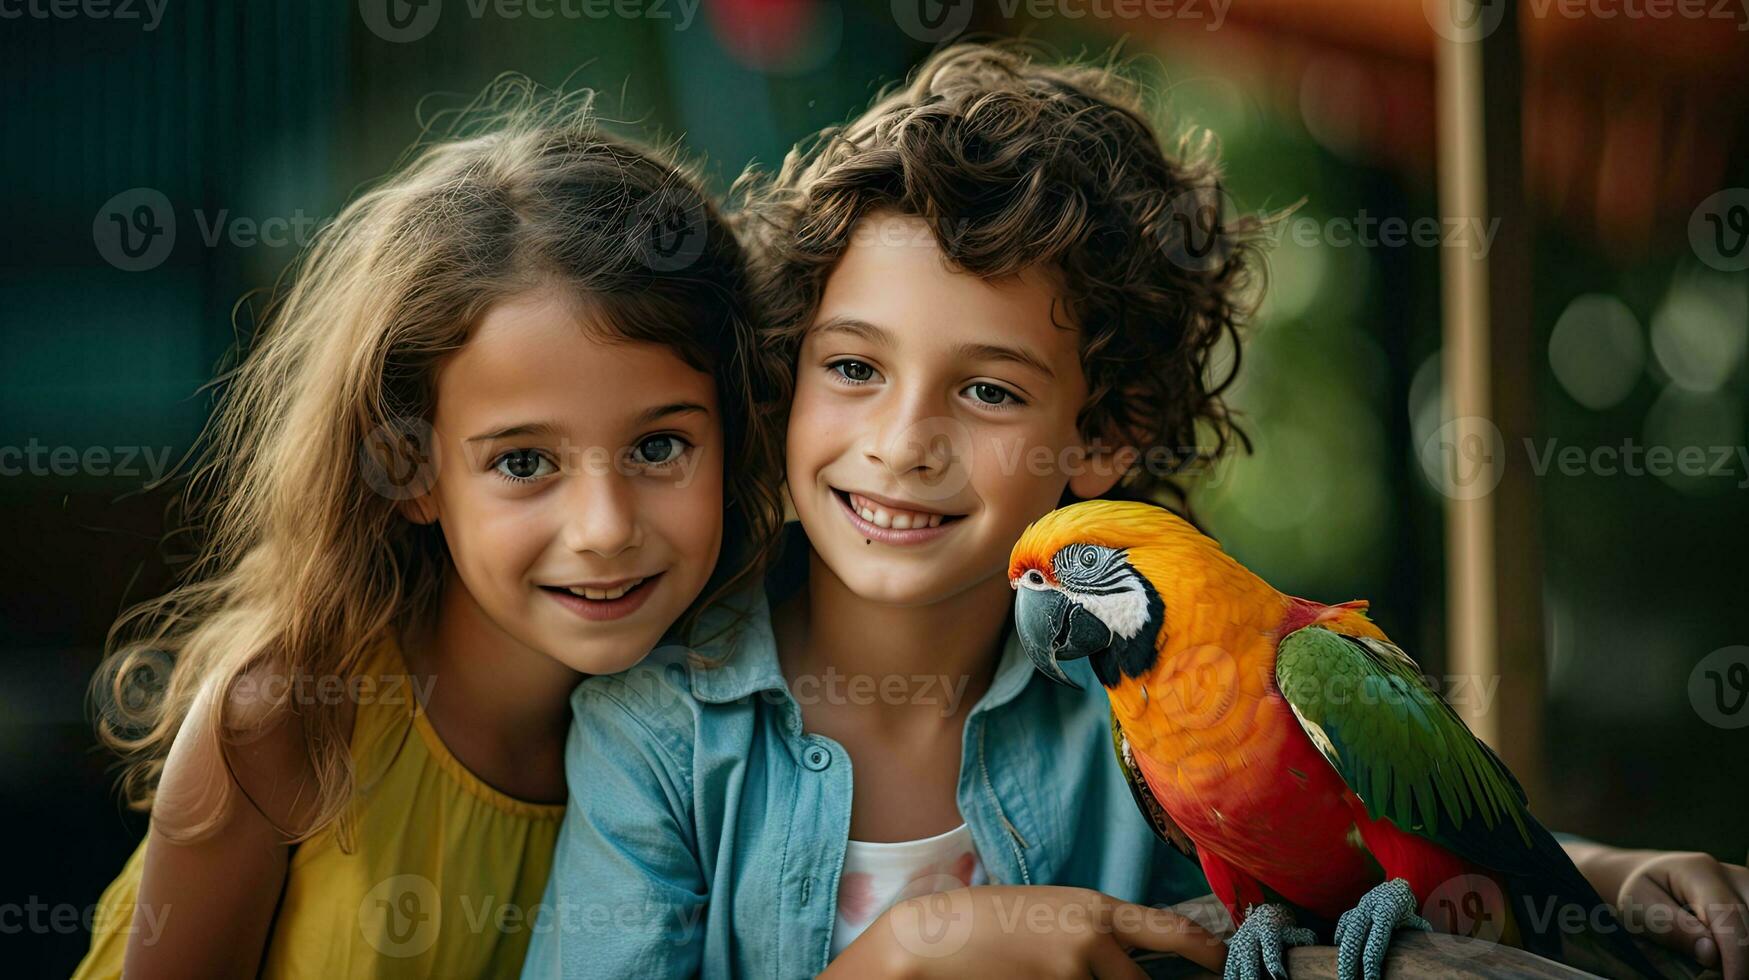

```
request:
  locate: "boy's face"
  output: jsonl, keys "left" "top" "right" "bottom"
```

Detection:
{"left": 786, "top": 212, "right": 1125, "bottom": 607}
{"left": 410, "top": 287, "right": 725, "bottom": 674}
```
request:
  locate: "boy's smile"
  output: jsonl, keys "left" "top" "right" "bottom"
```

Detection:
{"left": 785, "top": 212, "right": 1128, "bottom": 608}
{"left": 830, "top": 487, "right": 965, "bottom": 542}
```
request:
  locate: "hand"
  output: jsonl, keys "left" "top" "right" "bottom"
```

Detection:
{"left": 828, "top": 885, "right": 1226, "bottom": 979}
{"left": 1614, "top": 851, "right": 1749, "bottom": 980}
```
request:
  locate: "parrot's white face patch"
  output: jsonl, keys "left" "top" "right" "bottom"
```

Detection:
{"left": 1077, "top": 582, "right": 1150, "bottom": 641}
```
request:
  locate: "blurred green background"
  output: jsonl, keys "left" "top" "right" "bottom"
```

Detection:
{"left": 3, "top": 1, "right": 1745, "bottom": 974}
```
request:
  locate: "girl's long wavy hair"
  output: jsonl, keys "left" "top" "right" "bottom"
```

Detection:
{"left": 89, "top": 79, "right": 785, "bottom": 841}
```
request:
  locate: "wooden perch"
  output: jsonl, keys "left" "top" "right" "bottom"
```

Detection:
{"left": 1134, "top": 894, "right": 1718, "bottom": 980}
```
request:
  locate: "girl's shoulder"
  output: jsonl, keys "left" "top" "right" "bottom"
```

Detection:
{"left": 155, "top": 632, "right": 411, "bottom": 841}
{"left": 151, "top": 659, "right": 343, "bottom": 843}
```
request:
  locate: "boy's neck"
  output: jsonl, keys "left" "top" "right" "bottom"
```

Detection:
{"left": 779, "top": 548, "right": 1013, "bottom": 720}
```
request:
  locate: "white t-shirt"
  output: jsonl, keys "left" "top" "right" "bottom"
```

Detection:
{"left": 829, "top": 823, "right": 989, "bottom": 959}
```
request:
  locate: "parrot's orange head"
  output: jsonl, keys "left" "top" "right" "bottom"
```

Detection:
{"left": 1008, "top": 499, "right": 1264, "bottom": 690}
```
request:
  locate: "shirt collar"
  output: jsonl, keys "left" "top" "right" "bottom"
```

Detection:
{"left": 973, "top": 620, "right": 1039, "bottom": 715}
{"left": 684, "top": 583, "right": 790, "bottom": 704}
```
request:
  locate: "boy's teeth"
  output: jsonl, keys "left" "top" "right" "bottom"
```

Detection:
{"left": 848, "top": 493, "right": 947, "bottom": 530}
{"left": 565, "top": 577, "right": 643, "bottom": 601}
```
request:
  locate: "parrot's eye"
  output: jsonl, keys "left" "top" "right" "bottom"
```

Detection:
{"left": 1080, "top": 548, "right": 1096, "bottom": 568}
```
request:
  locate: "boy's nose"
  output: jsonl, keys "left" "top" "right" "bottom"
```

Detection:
{"left": 867, "top": 395, "right": 954, "bottom": 478}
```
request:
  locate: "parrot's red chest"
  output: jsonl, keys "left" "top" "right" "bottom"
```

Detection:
{"left": 1129, "top": 683, "right": 1382, "bottom": 921}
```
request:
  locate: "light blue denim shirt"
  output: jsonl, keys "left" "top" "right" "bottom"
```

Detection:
{"left": 523, "top": 545, "right": 1207, "bottom": 979}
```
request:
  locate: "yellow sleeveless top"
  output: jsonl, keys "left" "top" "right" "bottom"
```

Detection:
{"left": 72, "top": 634, "right": 566, "bottom": 979}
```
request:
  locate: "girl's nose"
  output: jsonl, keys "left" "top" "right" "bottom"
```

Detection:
{"left": 560, "top": 470, "right": 642, "bottom": 558}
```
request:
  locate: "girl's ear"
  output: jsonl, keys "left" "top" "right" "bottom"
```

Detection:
{"left": 1067, "top": 442, "right": 1140, "bottom": 500}
{"left": 398, "top": 494, "right": 438, "bottom": 526}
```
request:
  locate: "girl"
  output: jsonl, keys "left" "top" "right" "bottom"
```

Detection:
{"left": 74, "top": 82, "right": 783, "bottom": 979}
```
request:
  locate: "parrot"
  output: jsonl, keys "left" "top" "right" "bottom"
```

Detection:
{"left": 1008, "top": 499, "right": 1660, "bottom": 980}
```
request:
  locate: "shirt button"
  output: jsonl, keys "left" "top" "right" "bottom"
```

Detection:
{"left": 802, "top": 744, "right": 831, "bottom": 771}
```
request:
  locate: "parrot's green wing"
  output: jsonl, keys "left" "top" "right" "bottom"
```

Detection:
{"left": 1273, "top": 627, "right": 1530, "bottom": 847}
{"left": 1274, "top": 627, "right": 1666, "bottom": 978}
{"left": 1111, "top": 710, "right": 1195, "bottom": 856}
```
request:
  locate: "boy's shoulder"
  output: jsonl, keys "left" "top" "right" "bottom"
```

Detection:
{"left": 572, "top": 644, "right": 709, "bottom": 732}
{"left": 569, "top": 598, "right": 787, "bottom": 748}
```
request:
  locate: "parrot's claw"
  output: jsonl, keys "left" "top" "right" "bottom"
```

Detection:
{"left": 1223, "top": 903, "right": 1317, "bottom": 980}
{"left": 1332, "top": 878, "right": 1432, "bottom": 980}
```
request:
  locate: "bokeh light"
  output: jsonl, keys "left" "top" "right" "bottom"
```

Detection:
{"left": 1547, "top": 293, "right": 1643, "bottom": 411}
{"left": 1649, "top": 270, "right": 1748, "bottom": 394}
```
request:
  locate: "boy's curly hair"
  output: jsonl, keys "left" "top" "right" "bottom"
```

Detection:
{"left": 737, "top": 42, "right": 1266, "bottom": 506}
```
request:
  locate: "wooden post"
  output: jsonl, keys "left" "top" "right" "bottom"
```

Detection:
{"left": 1432, "top": 0, "right": 1547, "bottom": 800}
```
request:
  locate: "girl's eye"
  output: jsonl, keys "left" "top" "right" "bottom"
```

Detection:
{"left": 633, "top": 434, "right": 691, "bottom": 467}
{"left": 966, "top": 382, "right": 1021, "bottom": 407}
{"left": 830, "top": 360, "right": 877, "bottom": 384}
{"left": 494, "top": 449, "right": 554, "bottom": 483}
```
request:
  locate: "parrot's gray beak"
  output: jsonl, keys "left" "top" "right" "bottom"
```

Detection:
{"left": 1014, "top": 586, "right": 1113, "bottom": 692}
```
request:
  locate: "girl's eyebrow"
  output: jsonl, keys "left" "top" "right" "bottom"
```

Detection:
{"left": 467, "top": 420, "right": 564, "bottom": 443}
{"left": 632, "top": 402, "right": 711, "bottom": 426}
{"left": 466, "top": 403, "right": 707, "bottom": 443}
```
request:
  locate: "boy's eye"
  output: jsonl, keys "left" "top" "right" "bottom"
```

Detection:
{"left": 634, "top": 434, "right": 688, "bottom": 466}
{"left": 967, "top": 382, "right": 1018, "bottom": 406}
{"left": 831, "top": 360, "right": 876, "bottom": 383}
{"left": 494, "top": 449, "right": 554, "bottom": 482}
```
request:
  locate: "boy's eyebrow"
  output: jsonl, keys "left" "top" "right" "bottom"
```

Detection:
{"left": 811, "top": 316, "right": 893, "bottom": 346}
{"left": 953, "top": 341, "right": 1056, "bottom": 380}
{"left": 815, "top": 316, "right": 1056, "bottom": 380}
{"left": 466, "top": 403, "right": 708, "bottom": 443}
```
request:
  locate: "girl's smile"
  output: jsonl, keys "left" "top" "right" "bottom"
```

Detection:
{"left": 538, "top": 571, "right": 666, "bottom": 621}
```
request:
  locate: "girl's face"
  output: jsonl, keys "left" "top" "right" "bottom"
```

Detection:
{"left": 785, "top": 213, "right": 1126, "bottom": 608}
{"left": 412, "top": 287, "right": 725, "bottom": 674}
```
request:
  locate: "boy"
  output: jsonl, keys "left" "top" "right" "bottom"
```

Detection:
{"left": 524, "top": 44, "right": 1748, "bottom": 979}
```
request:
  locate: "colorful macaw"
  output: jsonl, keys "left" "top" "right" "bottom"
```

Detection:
{"left": 1008, "top": 500, "right": 1657, "bottom": 980}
